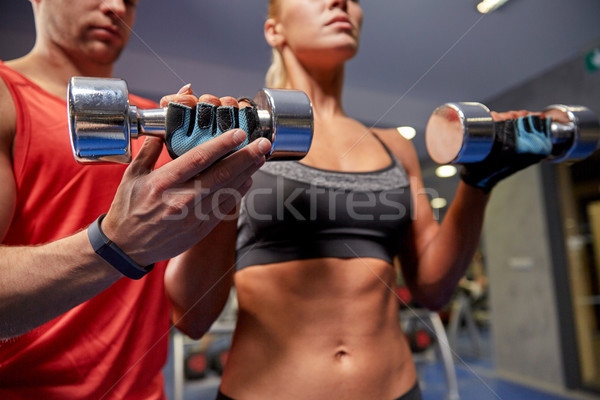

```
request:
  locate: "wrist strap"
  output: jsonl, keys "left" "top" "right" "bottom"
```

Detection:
{"left": 88, "top": 214, "right": 153, "bottom": 280}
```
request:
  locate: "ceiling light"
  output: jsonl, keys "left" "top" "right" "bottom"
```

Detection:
{"left": 435, "top": 165, "right": 457, "bottom": 178}
{"left": 396, "top": 126, "right": 416, "bottom": 140}
{"left": 431, "top": 197, "right": 448, "bottom": 209}
{"left": 477, "top": 0, "right": 509, "bottom": 14}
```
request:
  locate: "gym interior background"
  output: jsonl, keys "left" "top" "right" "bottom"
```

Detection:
{"left": 2, "top": 1, "right": 600, "bottom": 399}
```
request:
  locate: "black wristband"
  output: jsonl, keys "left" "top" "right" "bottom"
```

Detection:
{"left": 88, "top": 214, "right": 153, "bottom": 280}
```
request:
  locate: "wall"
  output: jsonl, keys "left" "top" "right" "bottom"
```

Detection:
{"left": 483, "top": 164, "right": 566, "bottom": 388}
{"left": 482, "top": 54, "right": 600, "bottom": 392}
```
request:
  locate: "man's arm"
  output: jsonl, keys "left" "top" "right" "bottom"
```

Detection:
{"left": 0, "top": 77, "right": 16, "bottom": 241}
{"left": 0, "top": 78, "right": 270, "bottom": 339}
{"left": 0, "top": 78, "right": 127, "bottom": 339}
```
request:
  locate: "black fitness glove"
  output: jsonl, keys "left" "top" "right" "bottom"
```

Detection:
{"left": 164, "top": 101, "right": 263, "bottom": 159}
{"left": 460, "top": 115, "right": 553, "bottom": 193}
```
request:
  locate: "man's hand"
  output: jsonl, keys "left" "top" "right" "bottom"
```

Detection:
{"left": 99, "top": 85, "right": 271, "bottom": 266}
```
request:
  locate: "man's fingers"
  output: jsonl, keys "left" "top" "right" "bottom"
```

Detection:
{"left": 127, "top": 136, "right": 164, "bottom": 176}
{"left": 163, "top": 137, "right": 269, "bottom": 210}
{"left": 192, "top": 137, "right": 270, "bottom": 191}
{"left": 157, "top": 129, "right": 249, "bottom": 184}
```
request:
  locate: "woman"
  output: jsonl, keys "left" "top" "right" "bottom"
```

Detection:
{"left": 165, "top": 0, "right": 544, "bottom": 399}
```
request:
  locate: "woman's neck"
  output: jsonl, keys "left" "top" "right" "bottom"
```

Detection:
{"left": 281, "top": 49, "right": 347, "bottom": 120}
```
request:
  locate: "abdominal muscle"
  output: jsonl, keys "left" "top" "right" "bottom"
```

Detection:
{"left": 219, "top": 257, "right": 418, "bottom": 400}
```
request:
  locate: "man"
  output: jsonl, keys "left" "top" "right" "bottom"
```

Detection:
{"left": 0, "top": 0, "right": 271, "bottom": 398}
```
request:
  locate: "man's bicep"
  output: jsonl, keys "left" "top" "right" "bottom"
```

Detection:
{"left": 0, "top": 78, "right": 17, "bottom": 241}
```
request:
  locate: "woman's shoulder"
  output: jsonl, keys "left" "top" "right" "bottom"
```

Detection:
{"left": 371, "top": 127, "right": 412, "bottom": 149}
{"left": 371, "top": 127, "right": 421, "bottom": 176}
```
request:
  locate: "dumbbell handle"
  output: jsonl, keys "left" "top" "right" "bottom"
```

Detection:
{"left": 68, "top": 77, "right": 313, "bottom": 164}
{"left": 425, "top": 102, "right": 600, "bottom": 164}
{"left": 122, "top": 105, "right": 276, "bottom": 140}
{"left": 126, "top": 106, "right": 167, "bottom": 138}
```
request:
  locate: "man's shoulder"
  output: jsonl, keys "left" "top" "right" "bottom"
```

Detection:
{"left": 0, "top": 72, "right": 17, "bottom": 150}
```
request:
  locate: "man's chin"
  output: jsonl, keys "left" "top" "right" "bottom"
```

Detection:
{"left": 87, "top": 46, "right": 124, "bottom": 65}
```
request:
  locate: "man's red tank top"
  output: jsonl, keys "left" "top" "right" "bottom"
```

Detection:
{"left": 0, "top": 61, "right": 172, "bottom": 400}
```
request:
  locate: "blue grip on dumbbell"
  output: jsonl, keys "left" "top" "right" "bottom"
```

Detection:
{"left": 165, "top": 102, "right": 260, "bottom": 159}
{"left": 459, "top": 115, "right": 553, "bottom": 193}
{"left": 514, "top": 115, "right": 552, "bottom": 156}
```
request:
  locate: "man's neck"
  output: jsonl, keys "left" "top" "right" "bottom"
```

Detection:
{"left": 6, "top": 47, "right": 113, "bottom": 100}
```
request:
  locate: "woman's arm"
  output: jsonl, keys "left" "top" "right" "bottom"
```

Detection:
{"left": 161, "top": 88, "right": 248, "bottom": 339}
{"left": 164, "top": 219, "right": 237, "bottom": 339}
{"left": 376, "top": 128, "right": 489, "bottom": 310}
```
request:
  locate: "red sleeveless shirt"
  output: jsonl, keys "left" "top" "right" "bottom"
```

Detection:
{"left": 0, "top": 61, "right": 172, "bottom": 400}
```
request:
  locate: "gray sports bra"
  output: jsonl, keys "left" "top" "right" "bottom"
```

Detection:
{"left": 236, "top": 138, "right": 412, "bottom": 270}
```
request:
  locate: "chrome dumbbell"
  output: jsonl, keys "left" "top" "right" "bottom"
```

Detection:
{"left": 425, "top": 102, "right": 600, "bottom": 164}
{"left": 68, "top": 77, "right": 314, "bottom": 164}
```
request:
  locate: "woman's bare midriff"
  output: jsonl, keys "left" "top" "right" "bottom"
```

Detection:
{"left": 220, "top": 257, "right": 418, "bottom": 400}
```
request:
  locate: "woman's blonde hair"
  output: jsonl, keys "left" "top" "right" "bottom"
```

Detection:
{"left": 265, "top": 0, "right": 288, "bottom": 89}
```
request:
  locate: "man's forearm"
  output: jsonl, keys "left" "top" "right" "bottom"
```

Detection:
{"left": 0, "top": 230, "right": 122, "bottom": 339}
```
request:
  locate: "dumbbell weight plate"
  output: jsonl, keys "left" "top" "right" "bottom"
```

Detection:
{"left": 425, "top": 102, "right": 495, "bottom": 164}
{"left": 68, "top": 76, "right": 314, "bottom": 164}
{"left": 543, "top": 105, "right": 600, "bottom": 163}
{"left": 68, "top": 77, "right": 134, "bottom": 164}
{"left": 253, "top": 88, "right": 313, "bottom": 160}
